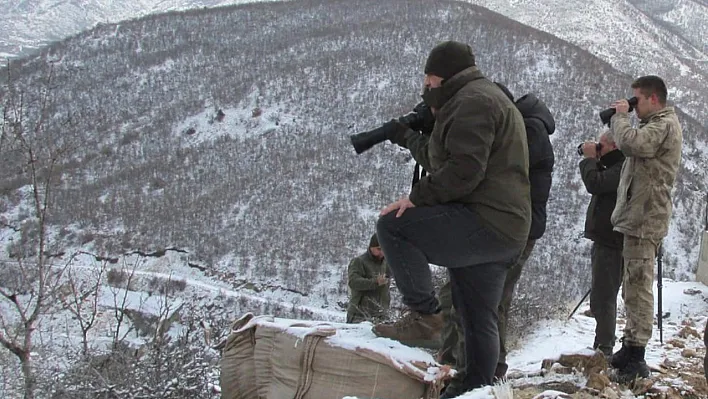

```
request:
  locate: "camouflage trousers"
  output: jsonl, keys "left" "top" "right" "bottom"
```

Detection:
{"left": 438, "top": 239, "right": 536, "bottom": 382}
{"left": 622, "top": 235, "right": 659, "bottom": 347}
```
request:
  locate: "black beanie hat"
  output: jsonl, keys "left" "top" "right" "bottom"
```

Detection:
{"left": 424, "top": 41, "right": 476, "bottom": 80}
{"left": 369, "top": 234, "right": 380, "bottom": 248}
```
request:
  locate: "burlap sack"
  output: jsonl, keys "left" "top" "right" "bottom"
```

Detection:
{"left": 218, "top": 313, "right": 452, "bottom": 399}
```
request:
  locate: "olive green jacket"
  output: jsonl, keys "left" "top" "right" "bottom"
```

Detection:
{"left": 346, "top": 251, "right": 390, "bottom": 323}
{"left": 405, "top": 66, "right": 531, "bottom": 244}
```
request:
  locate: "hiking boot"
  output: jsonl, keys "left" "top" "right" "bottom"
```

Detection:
{"left": 615, "top": 344, "right": 650, "bottom": 383}
{"left": 439, "top": 383, "right": 466, "bottom": 399}
{"left": 494, "top": 362, "right": 508, "bottom": 381}
{"left": 372, "top": 310, "right": 443, "bottom": 349}
{"left": 616, "top": 359, "right": 650, "bottom": 383}
{"left": 593, "top": 344, "right": 614, "bottom": 361}
{"left": 610, "top": 338, "right": 630, "bottom": 369}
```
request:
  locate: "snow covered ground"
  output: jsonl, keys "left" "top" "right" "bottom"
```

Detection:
{"left": 454, "top": 279, "right": 708, "bottom": 398}
{"left": 2, "top": 244, "right": 706, "bottom": 398}
{"left": 336, "top": 279, "right": 708, "bottom": 398}
{"left": 509, "top": 280, "right": 706, "bottom": 375}
{"left": 216, "top": 276, "right": 708, "bottom": 398}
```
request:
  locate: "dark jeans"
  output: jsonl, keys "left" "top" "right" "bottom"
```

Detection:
{"left": 497, "top": 239, "right": 536, "bottom": 372}
{"left": 439, "top": 239, "right": 536, "bottom": 387}
{"left": 438, "top": 282, "right": 459, "bottom": 366}
{"left": 590, "top": 241, "right": 624, "bottom": 352}
{"left": 376, "top": 203, "right": 523, "bottom": 389}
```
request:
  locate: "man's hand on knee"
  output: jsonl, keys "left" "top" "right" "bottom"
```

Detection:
{"left": 381, "top": 196, "right": 416, "bottom": 218}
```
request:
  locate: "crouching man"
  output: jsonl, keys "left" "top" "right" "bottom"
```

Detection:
{"left": 346, "top": 234, "right": 391, "bottom": 323}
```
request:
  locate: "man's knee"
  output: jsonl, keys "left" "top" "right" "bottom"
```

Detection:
{"left": 376, "top": 212, "right": 403, "bottom": 244}
{"left": 623, "top": 236, "right": 658, "bottom": 259}
{"left": 376, "top": 212, "right": 393, "bottom": 233}
{"left": 624, "top": 258, "right": 653, "bottom": 285}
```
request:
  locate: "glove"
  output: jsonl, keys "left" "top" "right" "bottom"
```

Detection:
{"left": 410, "top": 102, "right": 435, "bottom": 135}
{"left": 384, "top": 119, "right": 412, "bottom": 148}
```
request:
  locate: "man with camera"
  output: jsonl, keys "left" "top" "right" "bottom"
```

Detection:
{"left": 579, "top": 130, "right": 626, "bottom": 358}
{"left": 437, "top": 84, "right": 555, "bottom": 390}
{"left": 369, "top": 41, "right": 531, "bottom": 393}
{"left": 608, "top": 75, "right": 682, "bottom": 381}
{"left": 346, "top": 233, "right": 391, "bottom": 323}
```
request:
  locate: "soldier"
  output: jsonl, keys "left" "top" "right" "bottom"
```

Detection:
{"left": 346, "top": 234, "right": 391, "bottom": 323}
{"left": 608, "top": 75, "right": 682, "bottom": 381}
{"left": 579, "top": 130, "right": 626, "bottom": 358}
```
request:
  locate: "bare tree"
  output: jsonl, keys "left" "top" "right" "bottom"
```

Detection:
{"left": 59, "top": 257, "right": 108, "bottom": 357}
{"left": 0, "top": 62, "right": 75, "bottom": 399}
{"left": 107, "top": 259, "right": 140, "bottom": 350}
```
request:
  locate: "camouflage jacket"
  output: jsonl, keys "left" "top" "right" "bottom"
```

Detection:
{"left": 610, "top": 107, "right": 682, "bottom": 241}
{"left": 346, "top": 251, "right": 390, "bottom": 323}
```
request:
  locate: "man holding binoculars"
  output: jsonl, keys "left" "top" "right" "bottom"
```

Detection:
{"left": 579, "top": 131, "right": 625, "bottom": 359}
{"left": 605, "top": 75, "right": 682, "bottom": 381}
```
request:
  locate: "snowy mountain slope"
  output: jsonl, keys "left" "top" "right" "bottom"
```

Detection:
{"left": 630, "top": 0, "right": 708, "bottom": 54}
{"left": 3, "top": 1, "right": 707, "bottom": 397}
{"left": 3, "top": 0, "right": 708, "bottom": 128}
{"left": 3, "top": 246, "right": 704, "bottom": 398}
{"left": 1, "top": 2, "right": 708, "bottom": 395}
{"left": 0, "top": 0, "right": 282, "bottom": 62}
{"left": 1, "top": 0, "right": 706, "bottom": 329}
{"left": 460, "top": 0, "right": 708, "bottom": 125}
{"left": 0, "top": 249, "right": 344, "bottom": 397}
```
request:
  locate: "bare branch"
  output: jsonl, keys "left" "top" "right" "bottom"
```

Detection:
{"left": 0, "top": 331, "right": 25, "bottom": 359}
{"left": 60, "top": 257, "right": 107, "bottom": 356}
{"left": 110, "top": 258, "right": 140, "bottom": 350}
{"left": 0, "top": 60, "right": 72, "bottom": 399}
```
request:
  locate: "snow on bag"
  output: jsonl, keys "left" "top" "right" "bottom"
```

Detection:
{"left": 218, "top": 313, "right": 452, "bottom": 399}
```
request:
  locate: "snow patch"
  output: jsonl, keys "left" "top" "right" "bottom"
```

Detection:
{"left": 173, "top": 88, "right": 297, "bottom": 146}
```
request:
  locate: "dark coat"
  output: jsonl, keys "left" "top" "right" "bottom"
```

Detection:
{"left": 580, "top": 149, "right": 626, "bottom": 248}
{"left": 404, "top": 66, "right": 531, "bottom": 245}
{"left": 515, "top": 94, "right": 555, "bottom": 240}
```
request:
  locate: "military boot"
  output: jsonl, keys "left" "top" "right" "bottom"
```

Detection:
{"left": 615, "top": 344, "right": 650, "bottom": 383}
{"left": 372, "top": 310, "right": 443, "bottom": 349}
{"left": 610, "top": 338, "right": 630, "bottom": 369}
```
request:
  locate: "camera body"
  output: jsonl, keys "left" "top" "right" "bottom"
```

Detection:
{"left": 398, "top": 111, "right": 426, "bottom": 133}
{"left": 577, "top": 142, "right": 602, "bottom": 156}
{"left": 599, "top": 96, "right": 638, "bottom": 125}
